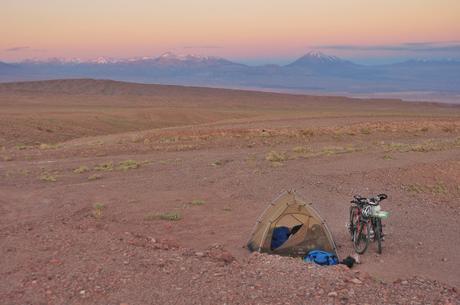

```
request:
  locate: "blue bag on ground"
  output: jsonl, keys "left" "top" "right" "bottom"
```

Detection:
{"left": 271, "top": 226, "right": 291, "bottom": 249}
{"left": 304, "top": 250, "right": 338, "bottom": 266}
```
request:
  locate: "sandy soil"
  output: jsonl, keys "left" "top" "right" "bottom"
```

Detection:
{"left": 1, "top": 80, "right": 459, "bottom": 304}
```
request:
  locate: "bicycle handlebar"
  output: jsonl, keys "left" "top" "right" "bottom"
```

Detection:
{"left": 351, "top": 193, "right": 387, "bottom": 205}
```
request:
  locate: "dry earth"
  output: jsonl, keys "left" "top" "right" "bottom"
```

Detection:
{"left": 0, "top": 80, "right": 459, "bottom": 305}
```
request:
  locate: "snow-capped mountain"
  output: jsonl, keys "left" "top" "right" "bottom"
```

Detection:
{"left": 13, "top": 52, "right": 239, "bottom": 67}
{"left": 150, "top": 52, "right": 242, "bottom": 68}
{"left": 286, "top": 51, "right": 357, "bottom": 68}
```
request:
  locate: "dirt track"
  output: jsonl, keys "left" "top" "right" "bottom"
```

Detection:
{"left": 1, "top": 80, "right": 459, "bottom": 304}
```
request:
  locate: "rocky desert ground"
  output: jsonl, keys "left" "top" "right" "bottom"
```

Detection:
{"left": 1, "top": 79, "right": 459, "bottom": 304}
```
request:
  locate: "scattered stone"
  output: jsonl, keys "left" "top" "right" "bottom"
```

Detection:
{"left": 327, "top": 291, "right": 338, "bottom": 297}
{"left": 195, "top": 252, "right": 205, "bottom": 257}
{"left": 352, "top": 254, "right": 360, "bottom": 264}
{"left": 350, "top": 278, "right": 362, "bottom": 285}
{"left": 49, "top": 258, "right": 61, "bottom": 265}
{"left": 401, "top": 280, "right": 408, "bottom": 285}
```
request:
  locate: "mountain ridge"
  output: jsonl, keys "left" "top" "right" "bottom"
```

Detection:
{"left": 1, "top": 52, "right": 459, "bottom": 101}
{"left": 4, "top": 51, "right": 460, "bottom": 67}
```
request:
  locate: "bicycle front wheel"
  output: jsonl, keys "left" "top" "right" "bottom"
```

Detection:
{"left": 374, "top": 218, "right": 382, "bottom": 254}
{"left": 349, "top": 206, "right": 359, "bottom": 241}
{"left": 353, "top": 220, "right": 370, "bottom": 254}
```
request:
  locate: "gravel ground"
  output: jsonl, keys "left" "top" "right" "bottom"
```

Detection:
{"left": 5, "top": 234, "right": 457, "bottom": 305}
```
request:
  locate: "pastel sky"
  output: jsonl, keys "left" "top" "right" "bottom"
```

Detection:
{"left": 1, "top": 0, "right": 460, "bottom": 64}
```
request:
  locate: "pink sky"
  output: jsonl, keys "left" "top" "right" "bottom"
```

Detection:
{"left": 1, "top": 0, "right": 459, "bottom": 63}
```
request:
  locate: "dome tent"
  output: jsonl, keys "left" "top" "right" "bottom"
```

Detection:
{"left": 247, "top": 190, "right": 338, "bottom": 258}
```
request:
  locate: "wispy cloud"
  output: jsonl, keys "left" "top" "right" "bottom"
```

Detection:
{"left": 4, "top": 46, "right": 31, "bottom": 52}
{"left": 316, "top": 41, "right": 460, "bottom": 53}
{"left": 182, "top": 45, "right": 223, "bottom": 49}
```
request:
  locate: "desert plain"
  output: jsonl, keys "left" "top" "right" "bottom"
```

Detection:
{"left": 0, "top": 79, "right": 459, "bottom": 304}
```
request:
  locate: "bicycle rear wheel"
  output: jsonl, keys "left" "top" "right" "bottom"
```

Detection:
{"left": 353, "top": 220, "right": 370, "bottom": 254}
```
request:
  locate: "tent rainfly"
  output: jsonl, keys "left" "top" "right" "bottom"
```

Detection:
{"left": 247, "top": 190, "right": 338, "bottom": 258}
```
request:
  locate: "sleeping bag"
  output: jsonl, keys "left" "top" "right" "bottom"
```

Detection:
{"left": 271, "top": 226, "right": 290, "bottom": 249}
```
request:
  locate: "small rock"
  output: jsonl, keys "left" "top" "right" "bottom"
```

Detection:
{"left": 79, "top": 290, "right": 86, "bottom": 295}
{"left": 49, "top": 258, "right": 61, "bottom": 265}
{"left": 352, "top": 254, "right": 360, "bottom": 264}
{"left": 327, "top": 291, "right": 338, "bottom": 297}
{"left": 401, "top": 280, "right": 408, "bottom": 285}
{"left": 350, "top": 278, "right": 362, "bottom": 285}
{"left": 195, "top": 252, "right": 205, "bottom": 257}
{"left": 442, "top": 258, "right": 447, "bottom": 262}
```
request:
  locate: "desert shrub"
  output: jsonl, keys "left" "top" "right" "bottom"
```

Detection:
{"left": 442, "top": 126, "right": 455, "bottom": 133}
{"left": 144, "top": 212, "right": 182, "bottom": 221}
{"left": 404, "top": 182, "right": 448, "bottom": 195}
{"left": 266, "top": 151, "right": 287, "bottom": 162}
{"left": 117, "top": 160, "right": 140, "bottom": 171}
{"left": 88, "top": 173, "right": 103, "bottom": 181}
{"left": 131, "top": 135, "right": 144, "bottom": 143}
{"left": 431, "top": 182, "right": 448, "bottom": 194}
{"left": 260, "top": 130, "right": 271, "bottom": 137}
{"left": 40, "top": 172, "right": 57, "bottom": 182}
{"left": 92, "top": 203, "right": 105, "bottom": 219}
{"left": 39, "top": 143, "right": 60, "bottom": 150}
{"left": 384, "top": 142, "right": 410, "bottom": 152}
{"left": 292, "top": 146, "right": 310, "bottom": 153}
{"left": 300, "top": 129, "right": 314, "bottom": 137}
{"left": 19, "top": 169, "right": 29, "bottom": 176}
{"left": 190, "top": 199, "right": 205, "bottom": 206}
{"left": 159, "top": 136, "right": 180, "bottom": 143}
{"left": 15, "top": 144, "right": 29, "bottom": 150}
{"left": 211, "top": 159, "right": 232, "bottom": 166}
{"left": 320, "top": 146, "right": 357, "bottom": 156}
{"left": 94, "top": 162, "right": 113, "bottom": 171}
{"left": 73, "top": 165, "right": 90, "bottom": 174}
{"left": 2, "top": 155, "right": 13, "bottom": 161}
{"left": 382, "top": 154, "right": 393, "bottom": 160}
{"left": 404, "top": 184, "right": 424, "bottom": 194}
